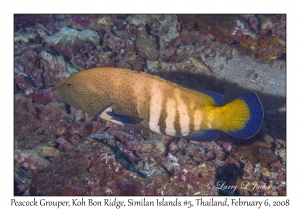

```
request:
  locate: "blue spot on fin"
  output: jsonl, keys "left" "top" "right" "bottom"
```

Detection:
{"left": 228, "top": 92, "right": 264, "bottom": 139}
{"left": 106, "top": 111, "right": 143, "bottom": 125}
{"left": 199, "top": 90, "right": 224, "bottom": 106}
{"left": 184, "top": 130, "right": 220, "bottom": 142}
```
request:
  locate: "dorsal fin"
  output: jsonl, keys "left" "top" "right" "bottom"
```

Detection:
{"left": 173, "top": 82, "right": 224, "bottom": 106}
{"left": 199, "top": 90, "right": 224, "bottom": 106}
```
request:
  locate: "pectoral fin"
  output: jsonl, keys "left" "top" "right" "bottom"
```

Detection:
{"left": 99, "top": 107, "right": 143, "bottom": 126}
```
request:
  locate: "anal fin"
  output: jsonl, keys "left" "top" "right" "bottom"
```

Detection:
{"left": 184, "top": 130, "right": 220, "bottom": 142}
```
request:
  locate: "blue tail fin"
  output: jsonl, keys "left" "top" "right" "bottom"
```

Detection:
{"left": 227, "top": 92, "right": 264, "bottom": 139}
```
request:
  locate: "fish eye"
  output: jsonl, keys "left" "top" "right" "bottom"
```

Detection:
{"left": 65, "top": 83, "right": 72, "bottom": 87}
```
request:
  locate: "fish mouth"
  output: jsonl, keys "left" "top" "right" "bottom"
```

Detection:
{"left": 51, "top": 85, "right": 63, "bottom": 102}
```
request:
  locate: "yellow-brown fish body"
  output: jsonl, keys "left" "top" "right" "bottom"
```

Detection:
{"left": 54, "top": 67, "right": 263, "bottom": 141}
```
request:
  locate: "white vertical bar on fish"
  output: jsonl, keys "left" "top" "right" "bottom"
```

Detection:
{"left": 207, "top": 113, "right": 214, "bottom": 129}
{"left": 149, "top": 85, "right": 163, "bottom": 134}
{"left": 165, "top": 98, "right": 176, "bottom": 136}
{"left": 176, "top": 91, "right": 190, "bottom": 136}
{"left": 194, "top": 110, "right": 203, "bottom": 131}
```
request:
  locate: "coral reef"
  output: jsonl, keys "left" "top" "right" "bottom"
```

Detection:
{"left": 231, "top": 141, "right": 278, "bottom": 167}
{"left": 177, "top": 14, "right": 286, "bottom": 61}
{"left": 136, "top": 26, "right": 159, "bottom": 61}
{"left": 38, "top": 26, "right": 100, "bottom": 47}
{"left": 14, "top": 14, "right": 285, "bottom": 196}
{"left": 29, "top": 137, "right": 217, "bottom": 196}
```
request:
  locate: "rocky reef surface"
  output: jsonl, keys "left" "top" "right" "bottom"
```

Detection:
{"left": 14, "top": 14, "right": 286, "bottom": 196}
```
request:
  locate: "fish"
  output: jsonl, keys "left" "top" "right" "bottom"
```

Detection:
{"left": 53, "top": 67, "right": 263, "bottom": 141}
